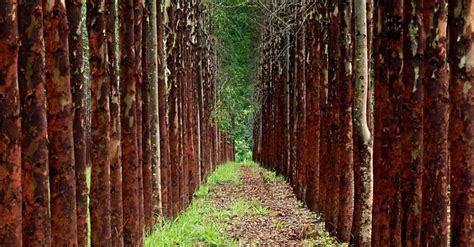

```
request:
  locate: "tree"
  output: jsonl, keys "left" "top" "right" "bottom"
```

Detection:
{"left": 158, "top": 0, "right": 172, "bottom": 219}
{"left": 119, "top": 0, "right": 141, "bottom": 243}
{"left": 400, "top": 0, "right": 424, "bottom": 245}
{"left": 336, "top": 0, "right": 354, "bottom": 242}
{"left": 0, "top": 0, "right": 22, "bottom": 245}
{"left": 143, "top": 0, "right": 158, "bottom": 229}
{"left": 152, "top": 0, "right": 165, "bottom": 222}
{"left": 132, "top": 0, "right": 145, "bottom": 237}
{"left": 304, "top": 2, "right": 321, "bottom": 212}
{"left": 65, "top": 0, "right": 88, "bottom": 245}
{"left": 448, "top": 0, "right": 474, "bottom": 245}
{"left": 87, "top": 0, "right": 113, "bottom": 244}
{"left": 421, "top": 0, "right": 449, "bottom": 245}
{"left": 326, "top": 0, "right": 341, "bottom": 233}
{"left": 18, "top": 0, "right": 51, "bottom": 245}
{"left": 106, "top": 0, "right": 124, "bottom": 245}
{"left": 372, "top": 1, "right": 403, "bottom": 245}
{"left": 44, "top": 0, "right": 79, "bottom": 245}
{"left": 165, "top": 0, "right": 181, "bottom": 217}
{"left": 352, "top": 0, "right": 373, "bottom": 245}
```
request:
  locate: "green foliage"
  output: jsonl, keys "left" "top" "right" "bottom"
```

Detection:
{"left": 211, "top": 0, "right": 260, "bottom": 161}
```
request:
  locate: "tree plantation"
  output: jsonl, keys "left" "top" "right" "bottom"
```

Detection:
{"left": 0, "top": 0, "right": 472, "bottom": 246}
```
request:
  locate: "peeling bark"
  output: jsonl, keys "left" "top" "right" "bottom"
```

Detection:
{"left": 106, "top": 0, "right": 124, "bottom": 245}
{"left": 448, "top": 0, "right": 474, "bottom": 245}
{"left": 87, "top": 0, "right": 113, "bottom": 245}
{"left": 43, "top": 0, "right": 79, "bottom": 245}
{"left": 18, "top": 0, "right": 51, "bottom": 245}
{"left": 0, "top": 0, "right": 22, "bottom": 244}
{"left": 119, "top": 0, "right": 141, "bottom": 244}
{"left": 421, "top": 1, "right": 449, "bottom": 245}
{"left": 372, "top": 1, "right": 403, "bottom": 245}
{"left": 65, "top": 0, "right": 88, "bottom": 245}
{"left": 400, "top": 0, "right": 424, "bottom": 245}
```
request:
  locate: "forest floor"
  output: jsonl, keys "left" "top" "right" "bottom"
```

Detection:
{"left": 146, "top": 162, "right": 343, "bottom": 246}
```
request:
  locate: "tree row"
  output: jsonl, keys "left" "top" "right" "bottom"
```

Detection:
{"left": 253, "top": 0, "right": 472, "bottom": 246}
{"left": 0, "top": 0, "right": 234, "bottom": 246}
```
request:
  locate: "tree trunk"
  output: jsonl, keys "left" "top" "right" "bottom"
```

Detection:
{"left": 326, "top": 0, "right": 341, "bottom": 233}
{"left": 133, "top": 0, "right": 145, "bottom": 238}
{"left": 106, "top": 0, "right": 124, "bottom": 245}
{"left": 318, "top": 0, "right": 329, "bottom": 222}
{"left": 448, "top": 0, "right": 474, "bottom": 245}
{"left": 119, "top": 0, "right": 140, "bottom": 244}
{"left": 400, "top": 0, "right": 424, "bottom": 245}
{"left": 87, "top": 0, "right": 113, "bottom": 245}
{"left": 336, "top": 0, "right": 354, "bottom": 242}
{"left": 150, "top": 0, "right": 164, "bottom": 224}
{"left": 372, "top": 1, "right": 403, "bottom": 245}
{"left": 304, "top": 4, "right": 321, "bottom": 212}
{"left": 18, "top": 0, "right": 51, "bottom": 245}
{"left": 352, "top": 0, "right": 373, "bottom": 245}
{"left": 165, "top": 0, "right": 181, "bottom": 217}
{"left": 65, "top": 1, "right": 88, "bottom": 245}
{"left": 158, "top": 0, "right": 171, "bottom": 219}
{"left": 44, "top": 0, "right": 79, "bottom": 245}
{"left": 0, "top": 0, "right": 22, "bottom": 244}
{"left": 421, "top": 1, "right": 449, "bottom": 245}
{"left": 143, "top": 0, "right": 159, "bottom": 229}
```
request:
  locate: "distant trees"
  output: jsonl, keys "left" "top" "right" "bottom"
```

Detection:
{"left": 255, "top": 0, "right": 473, "bottom": 246}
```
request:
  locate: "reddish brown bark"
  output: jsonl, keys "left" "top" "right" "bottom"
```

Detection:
{"left": 318, "top": 2, "right": 329, "bottom": 224}
{"left": 294, "top": 0, "right": 307, "bottom": 200}
{"left": 326, "top": 0, "right": 341, "bottom": 233}
{"left": 448, "top": 0, "right": 474, "bottom": 245}
{"left": 87, "top": 0, "right": 113, "bottom": 245}
{"left": 142, "top": 3, "right": 154, "bottom": 229}
{"left": 304, "top": 6, "right": 321, "bottom": 212}
{"left": 133, "top": 0, "right": 145, "bottom": 237}
{"left": 176, "top": 0, "right": 188, "bottom": 211}
{"left": 65, "top": 0, "right": 88, "bottom": 245}
{"left": 336, "top": 0, "right": 354, "bottom": 242}
{"left": 44, "top": 0, "right": 79, "bottom": 245}
{"left": 421, "top": 1, "right": 449, "bottom": 245}
{"left": 119, "top": 0, "right": 140, "bottom": 244}
{"left": 18, "top": 0, "right": 51, "bottom": 245}
{"left": 166, "top": 0, "right": 181, "bottom": 217}
{"left": 0, "top": 0, "right": 22, "bottom": 244}
{"left": 106, "top": 0, "right": 124, "bottom": 245}
{"left": 372, "top": 1, "right": 404, "bottom": 245}
{"left": 158, "top": 0, "right": 172, "bottom": 219}
{"left": 400, "top": 0, "right": 424, "bottom": 245}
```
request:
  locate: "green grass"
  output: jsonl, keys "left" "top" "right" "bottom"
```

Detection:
{"left": 86, "top": 167, "right": 91, "bottom": 246}
{"left": 145, "top": 162, "right": 244, "bottom": 247}
{"left": 264, "top": 170, "right": 285, "bottom": 184}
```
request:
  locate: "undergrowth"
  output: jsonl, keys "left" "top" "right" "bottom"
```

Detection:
{"left": 145, "top": 162, "right": 244, "bottom": 246}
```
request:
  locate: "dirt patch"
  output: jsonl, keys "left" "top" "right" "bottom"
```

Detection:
{"left": 209, "top": 165, "right": 322, "bottom": 246}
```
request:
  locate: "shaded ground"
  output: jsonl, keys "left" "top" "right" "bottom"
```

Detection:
{"left": 210, "top": 164, "right": 337, "bottom": 246}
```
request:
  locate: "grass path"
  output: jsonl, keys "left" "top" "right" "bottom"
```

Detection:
{"left": 145, "top": 162, "right": 344, "bottom": 246}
